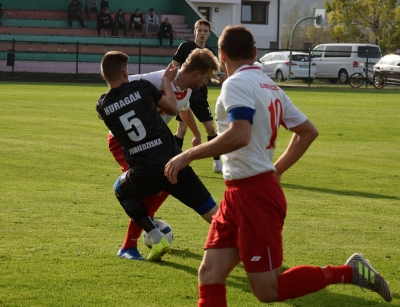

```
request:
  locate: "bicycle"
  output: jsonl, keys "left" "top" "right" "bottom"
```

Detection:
{"left": 349, "top": 63, "right": 387, "bottom": 89}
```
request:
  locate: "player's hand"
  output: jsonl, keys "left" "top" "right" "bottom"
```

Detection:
{"left": 218, "top": 74, "right": 228, "bottom": 84}
{"left": 163, "top": 62, "right": 178, "bottom": 82}
{"left": 191, "top": 135, "right": 201, "bottom": 147}
{"left": 164, "top": 152, "right": 191, "bottom": 184}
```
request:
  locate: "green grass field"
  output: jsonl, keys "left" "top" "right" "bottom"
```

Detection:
{"left": 0, "top": 82, "right": 399, "bottom": 307}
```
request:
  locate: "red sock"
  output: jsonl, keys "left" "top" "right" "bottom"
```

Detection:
{"left": 198, "top": 284, "right": 227, "bottom": 307}
{"left": 278, "top": 265, "right": 353, "bottom": 301}
{"left": 121, "top": 192, "right": 170, "bottom": 250}
{"left": 121, "top": 219, "right": 142, "bottom": 249}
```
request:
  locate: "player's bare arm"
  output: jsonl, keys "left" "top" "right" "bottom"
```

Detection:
{"left": 178, "top": 109, "right": 202, "bottom": 147}
{"left": 157, "top": 64, "right": 178, "bottom": 114}
{"left": 165, "top": 119, "right": 251, "bottom": 184}
{"left": 273, "top": 119, "right": 319, "bottom": 183}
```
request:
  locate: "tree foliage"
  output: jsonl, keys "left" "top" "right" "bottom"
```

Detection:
{"left": 325, "top": 0, "right": 400, "bottom": 53}
{"left": 281, "top": 2, "right": 332, "bottom": 50}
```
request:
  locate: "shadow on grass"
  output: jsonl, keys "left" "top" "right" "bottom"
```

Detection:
{"left": 282, "top": 183, "right": 399, "bottom": 201}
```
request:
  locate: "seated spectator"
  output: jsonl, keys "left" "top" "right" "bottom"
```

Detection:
{"left": 157, "top": 18, "right": 173, "bottom": 46}
{"left": 100, "top": 0, "right": 109, "bottom": 11}
{"left": 97, "top": 6, "right": 113, "bottom": 36}
{"left": 113, "top": 9, "right": 126, "bottom": 36}
{"left": 68, "top": 0, "right": 86, "bottom": 28}
{"left": 144, "top": 8, "right": 159, "bottom": 37}
{"left": 129, "top": 9, "right": 145, "bottom": 37}
{"left": 85, "top": 0, "right": 98, "bottom": 21}
{"left": 0, "top": 3, "right": 4, "bottom": 26}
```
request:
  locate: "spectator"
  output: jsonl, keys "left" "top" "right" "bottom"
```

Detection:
{"left": 158, "top": 18, "right": 173, "bottom": 46}
{"left": 144, "top": 8, "right": 159, "bottom": 37}
{"left": 97, "top": 6, "right": 113, "bottom": 36}
{"left": 113, "top": 9, "right": 126, "bottom": 36}
{"left": 0, "top": 3, "right": 5, "bottom": 26}
{"left": 129, "top": 9, "right": 144, "bottom": 37}
{"left": 85, "top": 0, "right": 98, "bottom": 21}
{"left": 68, "top": 0, "right": 86, "bottom": 28}
{"left": 100, "top": 0, "right": 108, "bottom": 11}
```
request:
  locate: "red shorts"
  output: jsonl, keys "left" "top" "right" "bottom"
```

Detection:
{"left": 108, "top": 132, "right": 129, "bottom": 172}
{"left": 205, "top": 172, "right": 287, "bottom": 273}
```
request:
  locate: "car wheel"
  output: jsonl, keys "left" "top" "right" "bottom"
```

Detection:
{"left": 339, "top": 70, "right": 349, "bottom": 84}
{"left": 302, "top": 78, "right": 313, "bottom": 83}
{"left": 328, "top": 78, "right": 338, "bottom": 84}
{"left": 276, "top": 70, "right": 284, "bottom": 82}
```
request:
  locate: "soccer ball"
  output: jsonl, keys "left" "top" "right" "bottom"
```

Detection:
{"left": 142, "top": 219, "right": 174, "bottom": 248}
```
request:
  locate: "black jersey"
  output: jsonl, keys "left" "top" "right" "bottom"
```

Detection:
{"left": 172, "top": 41, "right": 216, "bottom": 101}
{"left": 96, "top": 80, "right": 181, "bottom": 176}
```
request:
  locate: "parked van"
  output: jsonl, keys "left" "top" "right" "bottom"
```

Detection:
{"left": 311, "top": 43, "right": 382, "bottom": 83}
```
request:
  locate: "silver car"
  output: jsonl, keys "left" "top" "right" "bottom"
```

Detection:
{"left": 373, "top": 54, "right": 400, "bottom": 84}
{"left": 258, "top": 51, "right": 316, "bottom": 82}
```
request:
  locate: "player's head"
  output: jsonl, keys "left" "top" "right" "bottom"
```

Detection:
{"left": 218, "top": 25, "right": 256, "bottom": 74}
{"left": 218, "top": 25, "right": 255, "bottom": 61}
{"left": 194, "top": 20, "right": 211, "bottom": 45}
{"left": 101, "top": 51, "right": 129, "bottom": 83}
{"left": 181, "top": 48, "right": 220, "bottom": 90}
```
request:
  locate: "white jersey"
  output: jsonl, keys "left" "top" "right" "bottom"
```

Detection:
{"left": 216, "top": 65, "right": 307, "bottom": 180}
{"left": 128, "top": 70, "right": 192, "bottom": 124}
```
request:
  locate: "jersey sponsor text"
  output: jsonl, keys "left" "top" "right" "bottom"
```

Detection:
{"left": 128, "top": 138, "right": 162, "bottom": 155}
{"left": 104, "top": 92, "right": 142, "bottom": 116}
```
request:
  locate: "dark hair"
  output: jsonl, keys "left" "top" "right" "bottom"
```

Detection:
{"left": 101, "top": 51, "right": 129, "bottom": 82}
{"left": 194, "top": 20, "right": 211, "bottom": 30}
{"left": 219, "top": 25, "right": 254, "bottom": 61}
{"left": 149, "top": 8, "right": 154, "bottom": 11}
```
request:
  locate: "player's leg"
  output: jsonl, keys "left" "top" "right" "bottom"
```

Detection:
{"left": 198, "top": 248, "right": 240, "bottom": 307}
{"left": 190, "top": 100, "right": 222, "bottom": 174}
{"left": 114, "top": 172, "right": 171, "bottom": 261}
{"left": 197, "top": 193, "right": 239, "bottom": 307}
{"left": 174, "top": 113, "right": 187, "bottom": 148}
{"left": 165, "top": 166, "right": 218, "bottom": 223}
{"left": 118, "top": 191, "right": 169, "bottom": 260}
{"left": 108, "top": 132, "right": 129, "bottom": 172}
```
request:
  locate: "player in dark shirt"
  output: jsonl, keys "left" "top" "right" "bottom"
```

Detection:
{"left": 96, "top": 51, "right": 218, "bottom": 261}
{"left": 172, "top": 20, "right": 227, "bottom": 174}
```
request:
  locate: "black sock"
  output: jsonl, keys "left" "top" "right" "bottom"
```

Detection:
{"left": 174, "top": 135, "right": 184, "bottom": 149}
{"left": 207, "top": 135, "right": 220, "bottom": 160}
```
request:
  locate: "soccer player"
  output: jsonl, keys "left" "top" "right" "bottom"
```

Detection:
{"left": 103, "top": 49, "right": 221, "bottom": 261}
{"left": 164, "top": 26, "right": 392, "bottom": 305}
{"left": 172, "top": 19, "right": 227, "bottom": 174}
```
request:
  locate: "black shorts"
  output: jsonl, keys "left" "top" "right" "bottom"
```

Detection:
{"left": 115, "top": 166, "right": 213, "bottom": 213}
{"left": 176, "top": 99, "right": 213, "bottom": 122}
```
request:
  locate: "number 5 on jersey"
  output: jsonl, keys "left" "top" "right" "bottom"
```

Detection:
{"left": 120, "top": 111, "right": 147, "bottom": 141}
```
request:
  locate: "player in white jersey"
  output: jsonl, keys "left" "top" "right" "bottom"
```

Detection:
{"left": 107, "top": 48, "right": 221, "bottom": 261}
{"left": 165, "top": 26, "right": 392, "bottom": 306}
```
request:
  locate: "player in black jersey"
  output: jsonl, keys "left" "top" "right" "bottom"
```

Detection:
{"left": 96, "top": 51, "right": 218, "bottom": 261}
{"left": 172, "top": 20, "right": 227, "bottom": 174}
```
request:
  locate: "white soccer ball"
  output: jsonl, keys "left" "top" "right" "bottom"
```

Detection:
{"left": 142, "top": 219, "right": 174, "bottom": 248}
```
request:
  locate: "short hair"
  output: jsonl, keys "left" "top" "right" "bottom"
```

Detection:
{"left": 194, "top": 20, "right": 211, "bottom": 30}
{"left": 182, "top": 48, "right": 220, "bottom": 75}
{"left": 101, "top": 51, "right": 129, "bottom": 82}
{"left": 219, "top": 25, "right": 254, "bottom": 61}
{"left": 149, "top": 8, "right": 154, "bottom": 11}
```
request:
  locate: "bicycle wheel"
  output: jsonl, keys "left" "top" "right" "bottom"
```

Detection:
{"left": 349, "top": 73, "right": 364, "bottom": 88}
{"left": 373, "top": 72, "right": 387, "bottom": 89}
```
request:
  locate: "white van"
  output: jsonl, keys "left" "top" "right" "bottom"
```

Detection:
{"left": 311, "top": 43, "right": 382, "bottom": 83}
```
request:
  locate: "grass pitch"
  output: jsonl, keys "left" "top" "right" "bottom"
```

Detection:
{"left": 0, "top": 82, "right": 399, "bottom": 307}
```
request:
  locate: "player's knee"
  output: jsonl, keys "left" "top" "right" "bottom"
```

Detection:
{"left": 253, "top": 290, "right": 277, "bottom": 303}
